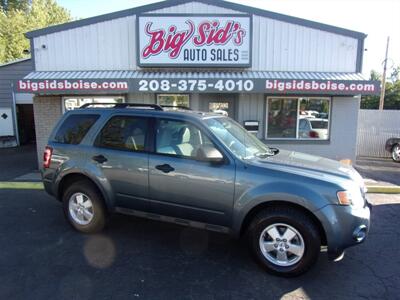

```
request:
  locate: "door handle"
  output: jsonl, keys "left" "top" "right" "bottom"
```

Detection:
{"left": 155, "top": 164, "right": 175, "bottom": 173}
{"left": 92, "top": 154, "right": 108, "bottom": 164}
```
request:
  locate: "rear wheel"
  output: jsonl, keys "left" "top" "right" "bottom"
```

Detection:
{"left": 247, "top": 206, "right": 321, "bottom": 277}
{"left": 62, "top": 180, "right": 107, "bottom": 233}
{"left": 392, "top": 144, "right": 400, "bottom": 162}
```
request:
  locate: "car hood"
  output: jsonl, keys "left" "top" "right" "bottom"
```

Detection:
{"left": 248, "top": 149, "right": 362, "bottom": 183}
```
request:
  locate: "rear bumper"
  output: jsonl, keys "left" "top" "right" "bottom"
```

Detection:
{"left": 43, "top": 178, "right": 55, "bottom": 196}
{"left": 316, "top": 201, "right": 371, "bottom": 259}
{"left": 41, "top": 169, "right": 57, "bottom": 198}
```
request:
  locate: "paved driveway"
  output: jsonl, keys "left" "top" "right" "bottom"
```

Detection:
{"left": 0, "top": 145, "right": 37, "bottom": 181}
{"left": 0, "top": 190, "right": 398, "bottom": 300}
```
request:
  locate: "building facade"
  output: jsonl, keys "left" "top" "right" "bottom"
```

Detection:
{"left": 15, "top": 0, "right": 380, "bottom": 164}
{"left": 0, "top": 58, "right": 35, "bottom": 147}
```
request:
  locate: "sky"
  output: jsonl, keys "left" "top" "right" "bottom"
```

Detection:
{"left": 56, "top": 0, "right": 400, "bottom": 77}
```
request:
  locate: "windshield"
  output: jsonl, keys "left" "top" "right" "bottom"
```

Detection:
{"left": 205, "top": 117, "right": 274, "bottom": 159}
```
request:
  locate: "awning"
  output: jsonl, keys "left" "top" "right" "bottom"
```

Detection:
{"left": 16, "top": 70, "right": 380, "bottom": 95}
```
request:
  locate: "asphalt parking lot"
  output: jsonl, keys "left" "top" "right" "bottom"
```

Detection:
{"left": 0, "top": 189, "right": 399, "bottom": 300}
{"left": 0, "top": 144, "right": 37, "bottom": 181}
{"left": 355, "top": 157, "right": 400, "bottom": 186}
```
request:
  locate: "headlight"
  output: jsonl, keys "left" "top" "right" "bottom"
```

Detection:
{"left": 337, "top": 191, "right": 352, "bottom": 206}
{"left": 337, "top": 189, "right": 365, "bottom": 208}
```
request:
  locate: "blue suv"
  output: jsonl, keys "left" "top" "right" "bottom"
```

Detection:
{"left": 42, "top": 103, "right": 370, "bottom": 276}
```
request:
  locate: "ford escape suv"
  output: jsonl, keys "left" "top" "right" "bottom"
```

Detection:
{"left": 42, "top": 103, "right": 370, "bottom": 276}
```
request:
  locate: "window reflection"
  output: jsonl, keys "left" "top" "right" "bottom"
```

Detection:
{"left": 267, "top": 97, "right": 330, "bottom": 140}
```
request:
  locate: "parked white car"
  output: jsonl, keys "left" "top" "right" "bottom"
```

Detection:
{"left": 212, "top": 109, "right": 228, "bottom": 116}
{"left": 300, "top": 110, "right": 319, "bottom": 118}
{"left": 299, "top": 118, "right": 329, "bottom": 139}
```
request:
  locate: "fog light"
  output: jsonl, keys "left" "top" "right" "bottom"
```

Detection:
{"left": 353, "top": 225, "right": 367, "bottom": 242}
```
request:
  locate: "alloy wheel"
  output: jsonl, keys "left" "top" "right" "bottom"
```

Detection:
{"left": 259, "top": 223, "right": 305, "bottom": 267}
{"left": 392, "top": 144, "right": 400, "bottom": 162}
{"left": 68, "top": 192, "right": 94, "bottom": 225}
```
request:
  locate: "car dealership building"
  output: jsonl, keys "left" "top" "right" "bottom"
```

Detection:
{"left": 15, "top": 0, "right": 380, "bottom": 164}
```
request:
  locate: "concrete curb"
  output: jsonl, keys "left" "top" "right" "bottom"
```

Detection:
{"left": 366, "top": 185, "right": 400, "bottom": 194}
{"left": 0, "top": 182, "right": 44, "bottom": 190}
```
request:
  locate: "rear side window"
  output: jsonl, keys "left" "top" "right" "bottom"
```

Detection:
{"left": 95, "top": 116, "right": 148, "bottom": 151}
{"left": 54, "top": 114, "right": 99, "bottom": 144}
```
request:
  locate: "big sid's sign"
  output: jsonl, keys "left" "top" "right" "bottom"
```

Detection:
{"left": 137, "top": 14, "right": 251, "bottom": 67}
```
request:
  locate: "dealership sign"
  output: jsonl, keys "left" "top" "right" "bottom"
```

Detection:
{"left": 136, "top": 14, "right": 252, "bottom": 67}
{"left": 16, "top": 78, "right": 380, "bottom": 95}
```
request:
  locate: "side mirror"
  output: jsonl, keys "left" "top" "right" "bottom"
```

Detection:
{"left": 197, "top": 145, "right": 224, "bottom": 163}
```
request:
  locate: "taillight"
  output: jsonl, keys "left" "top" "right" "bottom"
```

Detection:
{"left": 43, "top": 146, "right": 53, "bottom": 168}
{"left": 309, "top": 131, "right": 319, "bottom": 138}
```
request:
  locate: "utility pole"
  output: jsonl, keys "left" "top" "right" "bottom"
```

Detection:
{"left": 379, "top": 36, "right": 390, "bottom": 110}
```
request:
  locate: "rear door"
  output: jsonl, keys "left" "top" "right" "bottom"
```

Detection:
{"left": 91, "top": 114, "right": 150, "bottom": 211}
{"left": 148, "top": 118, "right": 235, "bottom": 226}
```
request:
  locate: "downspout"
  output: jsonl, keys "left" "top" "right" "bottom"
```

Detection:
{"left": 11, "top": 83, "right": 20, "bottom": 146}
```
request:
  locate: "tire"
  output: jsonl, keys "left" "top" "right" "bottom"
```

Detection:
{"left": 392, "top": 144, "right": 400, "bottom": 162}
{"left": 62, "top": 180, "right": 107, "bottom": 233}
{"left": 246, "top": 206, "right": 321, "bottom": 277}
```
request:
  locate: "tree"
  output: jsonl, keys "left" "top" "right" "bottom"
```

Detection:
{"left": 390, "top": 66, "right": 400, "bottom": 82}
{"left": 361, "top": 68, "right": 400, "bottom": 110}
{"left": 0, "top": 0, "right": 30, "bottom": 13}
{"left": 0, "top": 0, "right": 71, "bottom": 64}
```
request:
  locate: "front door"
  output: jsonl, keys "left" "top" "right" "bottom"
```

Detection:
{"left": 91, "top": 114, "right": 150, "bottom": 211}
{"left": 201, "top": 94, "right": 236, "bottom": 119}
{"left": 148, "top": 118, "right": 235, "bottom": 226}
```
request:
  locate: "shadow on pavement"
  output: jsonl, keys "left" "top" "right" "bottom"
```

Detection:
{"left": 0, "top": 190, "right": 398, "bottom": 299}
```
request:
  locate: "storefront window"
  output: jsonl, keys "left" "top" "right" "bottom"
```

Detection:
{"left": 157, "top": 94, "right": 190, "bottom": 108}
{"left": 266, "top": 97, "right": 330, "bottom": 140}
{"left": 62, "top": 96, "right": 124, "bottom": 112}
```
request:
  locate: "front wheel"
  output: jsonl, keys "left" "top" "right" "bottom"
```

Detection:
{"left": 392, "top": 144, "right": 400, "bottom": 162}
{"left": 247, "top": 206, "right": 321, "bottom": 277}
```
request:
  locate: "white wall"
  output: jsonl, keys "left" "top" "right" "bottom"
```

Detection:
{"left": 34, "top": 16, "right": 136, "bottom": 71}
{"left": 147, "top": 1, "right": 240, "bottom": 14}
{"left": 251, "top": 16, "right": 358, "bottom": 72}
{"left": 33, "top": 1, "right": 358, "bottom": 72}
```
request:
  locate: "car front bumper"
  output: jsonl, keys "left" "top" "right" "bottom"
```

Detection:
{"left": 315, "top": 200, "right": 371, "bottom": 260}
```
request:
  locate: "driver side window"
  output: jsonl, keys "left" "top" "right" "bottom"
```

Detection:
{"left": 155, "top": 119, "right": 213, "bottom": 159}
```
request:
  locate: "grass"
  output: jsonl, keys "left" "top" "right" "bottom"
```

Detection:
{"left": 0, "top": 182, "right": 44, "bottom": 190}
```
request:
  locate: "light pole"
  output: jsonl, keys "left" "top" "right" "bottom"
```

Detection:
{"left": 379, "top": 36, "right": 390, "bottom": 110}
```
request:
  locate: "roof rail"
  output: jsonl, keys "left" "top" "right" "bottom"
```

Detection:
{"left": 160, "top": 105, "right": 191, "bottom": 110}
{"left": 79, "top": 103, "right": 163, "bottom": 110}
